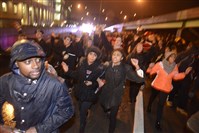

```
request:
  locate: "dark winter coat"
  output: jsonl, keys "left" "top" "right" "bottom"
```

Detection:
{"left": 99, "top": 62, "right": 144, "bottom": 110}
{"left": 62, "top": 44, "right": 78, "bottom": 70}
{"left": 66, "top": 58, "right": 104, "bottom": 102}
{"left": 126, "top": 52, "right": 148, "bottom": 72}
{"left": 0, "top": 69, "right": 74, "bottom": 133}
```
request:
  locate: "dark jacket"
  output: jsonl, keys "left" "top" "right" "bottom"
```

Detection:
{"left": 99, "top": 62, "right": 144, "bottom": 109}
{"left": 0, "top": 69, "right": 74, "bottom": 133}
{"left": 126, "top": 52, "right": 148, "bottom": 72}
{"left": 35, "top": 38, "right": 52, "bottom": 58}
{"left": 66, "top": 58, "right": 104, "bottom": 102}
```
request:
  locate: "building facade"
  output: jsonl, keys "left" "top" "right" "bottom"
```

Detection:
{"left": 0, "top": 0, "right": 57, "bottom": 28}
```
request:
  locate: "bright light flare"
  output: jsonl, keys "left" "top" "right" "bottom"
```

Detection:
{"left": 77, "top": 4, "right": 81, "bottom": 9}
{"left": 80, "top": 23, "right": 94, "bottom": 35}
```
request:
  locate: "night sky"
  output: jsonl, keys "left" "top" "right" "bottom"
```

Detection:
{"left": 68, "top": 0, "right": 199, "bottom": 25}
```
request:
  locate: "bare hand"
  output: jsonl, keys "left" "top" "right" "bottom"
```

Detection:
{"left": 84, "top": 80, "right": 92, "bottom": 86}
{"left": 97, "top": 78, "right": 105, "bottom": 88}
{"left": 104, "top": 61, "right": 110, "bottom": 67}
{"left": 131, "top": 58, "right": 139, "bottom": 69}
{"left": 61, "top": 62, "right": 69, "bottom": 72}
{"left": 26, "top": 127, "right": 37, "bottom": 133}
{"left": 63, "top": 54, "right": 69, "bottom": 60}
{"left": 45, "top": 62, "right": 58, "bottom": 76}
{"left": 185, "top": 67, "right": 192, "bottom": 75}
{"left": 148, "top": 62, "right": 155, "bottom": 68}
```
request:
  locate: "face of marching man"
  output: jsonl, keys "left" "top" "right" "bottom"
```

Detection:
{"left": 15, "top": 57, "right": 43, "bottom": 80}
{"left": 112, "top": 50, "right": 123, "bottom": 66}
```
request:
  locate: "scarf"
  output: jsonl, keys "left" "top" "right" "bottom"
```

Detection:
{"left": 162, "top": 59, "right": 176, "bottom": 74}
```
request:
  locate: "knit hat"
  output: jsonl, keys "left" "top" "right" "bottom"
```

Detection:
{"left": 86, "top": 46, "right": 101, "bottom": 60}
{"left": 10, "top": 39, "right": 46, "bottom": 69}
{"left": 164, "top": 51, "right": 176, "bottom": 60}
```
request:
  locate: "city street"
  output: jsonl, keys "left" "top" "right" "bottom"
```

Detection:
{"left": 0, "top": 52, "right": 198, "bottom": 133}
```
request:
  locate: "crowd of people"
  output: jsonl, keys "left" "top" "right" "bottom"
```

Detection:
{"left": 0, "top": 25, "right": 199, "bottom": 133}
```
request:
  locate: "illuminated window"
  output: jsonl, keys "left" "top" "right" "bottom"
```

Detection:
{"left": 29, "top": 6, "right": 33, "bottom": 12}
{"left": 43, "top": 9, "right": 46, "bottom": 19}
{"left": 29, "top": 6, "right": 32, "bottom": 16}
{"left": 55, "top": 4, "right": 61, "bottom": 12}
{"left": 40, "top": 8, "right": 42, "bottom": 19}
{"left": 54, "top": 13, "right": 60, "bottom": 20}
{"left": 23, "top": 4, "right": 26, "bottom": 15}
{"left": 14, "top": 4, "right": 17, "bottom": 14}
{"left": 21, "top": 18, "right": 24, "bottom": 25}
{"left": 35, "top": 8, "right": 38, "bottom": 16}
{"left": 2, "top": 2, "right": 7, "bottom": 12}
{"left": 55, "top": 0, "right": 61, "bottom": 2}
{"left": 46, "top": 10, "right": 48, "bottom": 20}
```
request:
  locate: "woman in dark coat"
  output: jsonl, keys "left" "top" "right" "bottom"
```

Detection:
{"left": 99, "top": 48, "right": 145, "bottom": 133}
{"left": 61, "top": 46, "right": 103, "bottom": 133}
{"left": 126, "top": 42, "right": 149, "bottom": 103}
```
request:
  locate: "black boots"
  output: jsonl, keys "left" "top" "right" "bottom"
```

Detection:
{"left": 155, "top": 121, "right": 162, "bottom": 131}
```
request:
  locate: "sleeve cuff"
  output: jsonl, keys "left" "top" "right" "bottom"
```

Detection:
{"left": 136, "top": 69, "right": 144, "bottom": 78}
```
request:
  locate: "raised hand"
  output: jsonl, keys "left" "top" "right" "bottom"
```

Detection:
{"left": 185, "top": 67, "right": 192, "bottom": 75}
{"left": 84, "top": 80, "right": 92, "bottom": 86}
{"left": 61, "top": 62, "right": 69, "bottom": 72}
{"left": 131, "top": 58, "right": 139, "bottom": 70}
{"left": 148, "top": 62, "right": 155, "bottom": 68}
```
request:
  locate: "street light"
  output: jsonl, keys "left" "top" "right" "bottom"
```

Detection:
{"left": 124, "top": 15, "right": 127, "bottom": 20}
{"left": 77, "top": 4, "right": 81, "bottom": 9}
